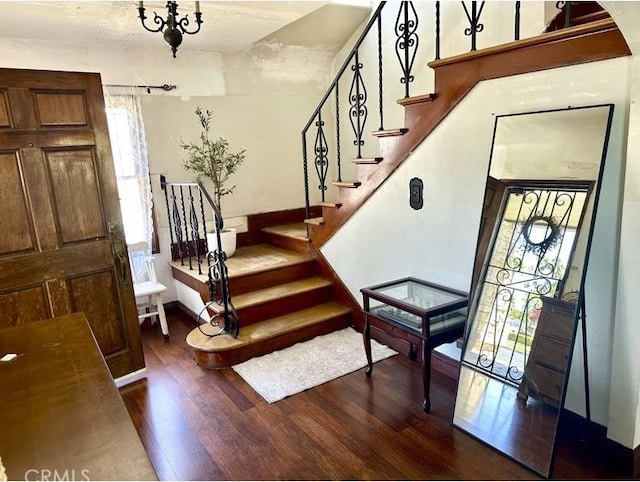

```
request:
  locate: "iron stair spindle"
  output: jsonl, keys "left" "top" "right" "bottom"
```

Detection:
{"left": 314, "top": 110, "right": 329, "bottom": 201}
{"left": 199, "top": 189, "right": 208, "bottom": 253}
{"left": 349, "top": 49, "right": 367, "bottom": 159}
{"left": 179, "top": 185, "right": 193, "bottom": 271}
{"left": 302, "top": 132, "right": 310, "bottom": 219}
{"left": 462, "top": 1, "right": 485, "bottom": 52}
{"left": 170, "top": 185, "right": 184, "bottom": 265}
{"left": 187, "top": 186, "right": 203, "bottom": 275}
{"left": 160, "top": 175, "right": 176, "bottom": 259}
{"left": 335, "top": 84, "right": 342, "bottom": 183}
{"left": 435, "top": 1, "right": 441, "bottom": 60}
{"left": 514, "top": 1, "right": 521, "bottom": 41}
{"left": 377, "top": 13, "right": 384, "bottom": 131}
{"left": 395, "top": 1, "right": 419, "bottom": 98}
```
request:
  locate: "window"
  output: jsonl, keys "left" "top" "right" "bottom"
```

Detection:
{"left": 104, "top": 87, "right": 156, "bottom": 250}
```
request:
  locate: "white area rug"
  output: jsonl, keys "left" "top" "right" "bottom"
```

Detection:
{"left": 232, "top": 327, "right": 397, "bottom": 403}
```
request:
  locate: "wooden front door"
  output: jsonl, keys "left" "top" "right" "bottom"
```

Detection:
{"left": 0, "top": 68, "right": 144, "bottom": 378}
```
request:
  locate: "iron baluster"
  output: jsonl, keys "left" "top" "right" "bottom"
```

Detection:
{"left": 179, "top": 185, "right": 193, "bottom": 270}
{"left": 435, "top": 1, "right": 441, "bottom": 60}
{"left": 395, "top": 1, "right": 419, "bottom": 98}
{"left": 302, "top": 132, "right": 310, "bottom": 219}
{"left": 199, "top": 189, "right": 208, "bottom": 252}
{"left": 170, "top": 185, "right": 184, "bottom": 265}
{"left": 462, "top": 1, "right": 485, "bottom": 52}
{"left": 314, "top": 110, "right": 329, "bottom": 201}
{"left": 377, "top": 13, "right": 384, "bottom": 131}
{"left": 555, "top": 1, "right": 573, "bottom": 28}
{"left": 514, "top": 1, "right": 521, "bottom": 41}
{"left": 187, "top": 186, "right": 203, "bottom": 275}
{"left": 335, "top": 84, "right": 342, "bottom": 182}
{"left": 349, "top": 49, "right": 367, "bottom": 159}
{"left": 160, "top": 175, "right": 175, "bottom": 258}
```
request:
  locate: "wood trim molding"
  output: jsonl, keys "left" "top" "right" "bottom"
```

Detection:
{"left": 308, "top": 21, "right": 630, "bottom": 248}
{"left": 428, "top": 18, "right": 622, "bottom": 69}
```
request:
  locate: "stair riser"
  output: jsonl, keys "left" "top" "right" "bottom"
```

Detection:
{"left": 192, "top": 313, "right": 351, "bottom": 369}
{"left": 260, "top": 230, "right": 311, "bottom": 254}
{"left": 214, "top": 260, "right": 317, "bottom": 296}
{"left": 230, "top": 285, "right": 333, "bottom": 327}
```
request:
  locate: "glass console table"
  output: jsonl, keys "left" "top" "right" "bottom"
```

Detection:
{"left": 361, "top": 277, "right": 469, "bottom": 413}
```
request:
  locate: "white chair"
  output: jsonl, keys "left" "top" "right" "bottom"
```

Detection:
{"left": 128, "top": 241, "right": 169, "bottom": 338}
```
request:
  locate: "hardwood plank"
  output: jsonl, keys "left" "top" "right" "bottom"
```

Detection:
{"left": 121, "top": 311, "right": 630, "bottom": 480}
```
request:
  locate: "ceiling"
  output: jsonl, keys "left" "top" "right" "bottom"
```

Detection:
{"left": 0, "top": 1, "right": 371, "bottom": 54}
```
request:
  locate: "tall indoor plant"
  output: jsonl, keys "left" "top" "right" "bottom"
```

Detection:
{"left": 181, "top": 107, "right": 246, "bottom": 256}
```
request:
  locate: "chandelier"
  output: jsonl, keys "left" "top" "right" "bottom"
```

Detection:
{"left": 137, "top": 1, "right": 203, "bottom": 58}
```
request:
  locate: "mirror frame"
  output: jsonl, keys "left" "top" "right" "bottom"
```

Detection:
{"left": 454, "top": 104, "right": 615, "bottom": 478}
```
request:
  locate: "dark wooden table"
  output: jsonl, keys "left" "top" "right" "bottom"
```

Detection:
{"left": 0, "top": 313, "right": 156, "bottom": 481}
{"left": 361, "top": 277, "right": 468, "bottom": 413}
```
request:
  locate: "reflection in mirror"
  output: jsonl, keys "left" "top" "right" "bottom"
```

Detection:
{"left": 453, "top": 105, "right": 614, "bottom": 478}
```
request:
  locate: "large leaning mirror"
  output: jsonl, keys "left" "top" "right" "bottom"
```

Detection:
{"left": 453, "top": 105, "right": 614, "bottom": 478}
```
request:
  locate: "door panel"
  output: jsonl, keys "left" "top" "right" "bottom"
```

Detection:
{"left": 0, "top": 151, "right": 34, "bottom": 255}
{"left": 0, "top": 91, "right": 10, "bottom": 127}
{"left": 0, "top": 285, "right": 50, "bottom": 328}
{"left": 69, "top": 270, "right": 126, "bottom": 355}
{"left": 0, "top": 68, "right": 143, "bottom": 378}
{"left": 45, "top": 148, "right": 107, "bottom": 243}
{"left": 34, "top": 91, "right": 88, "bottom": 127}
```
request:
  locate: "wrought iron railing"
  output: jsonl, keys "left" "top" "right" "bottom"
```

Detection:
{"left": 301, "top": 1, "right": 590, "bottom": 218}
{"left": 160, "top": 175, "right": 239, "bottom": 337}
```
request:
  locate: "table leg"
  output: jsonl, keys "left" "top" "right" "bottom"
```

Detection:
{"left": 422, "top": 339, "right": 431, "bottom": 413}
{"left": 364, "top": 314, "right": 373, "bottom": 377}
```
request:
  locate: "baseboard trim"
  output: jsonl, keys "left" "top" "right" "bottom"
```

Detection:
{"left": 431, "top": 350, "right": 460, "bottom": 380}
{"left": 177, "top": 301, "right": 201, "bottom": 324}
{"left": 557, "top": 409, "right": 638, "bottom": 478}
{"left": 114, "top": 367, "right": 147, "bottom": 388}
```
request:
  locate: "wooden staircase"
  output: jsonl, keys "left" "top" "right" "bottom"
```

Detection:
{"left": 176, "top": 15, "right": 630, "bottom": 371}
{"left": 304, "top": 18, "right": 629, "bottom": 248}
{"left": 174, "top": 224, "right": 354, "bottom": 368}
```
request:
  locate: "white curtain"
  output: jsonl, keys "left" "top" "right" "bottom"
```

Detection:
{"left": 104, "top": 86, "right": 154, "bottom": 248}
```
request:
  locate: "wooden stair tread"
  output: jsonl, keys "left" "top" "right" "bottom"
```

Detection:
{"left": 351, "top": 157, "right": 383, "bottom": 165}
{"left": 304, "top": 217, "right": 324, "bottom": 226}
{"left": 186, "top": 302, "right": 351, "bottom": 352}
{"left": 207, "top": 276, "right": 331, "bottom": 313}
{"left": 372, "top": 128, "right": 408, "bottom": 138}
{"left": 170, "top": 244, "right": 313, "bottom": 283}
{"left": 261, "top": 223, "right": 309, "bottom": 241}
{"left": 317, "top": 201, "right": 342, "bottom": 209}
{"left": 397, "top": 93, "right": 437, "bottom": 106}
{"left": 332, "top": 181, "right": 361, "bottom": 188}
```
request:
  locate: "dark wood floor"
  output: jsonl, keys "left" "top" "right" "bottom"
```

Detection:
{"left": 120, "top": 311, "right": 628, "bottom": 480}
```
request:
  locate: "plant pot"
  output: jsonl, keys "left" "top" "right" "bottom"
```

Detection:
{"left": 206, "top": 228, "right": 237, "bottom": 258}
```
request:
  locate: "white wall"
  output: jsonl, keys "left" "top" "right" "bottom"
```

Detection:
{"left": 600, "top": 1, "right": 640, "bottom": 451}
{"left": 321, "top": 57, "right": 630, "bottom": 429}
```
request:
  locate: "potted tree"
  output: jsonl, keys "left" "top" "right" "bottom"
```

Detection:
{"left": 181, "top": 107, "right": 246, "bottom": 257}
